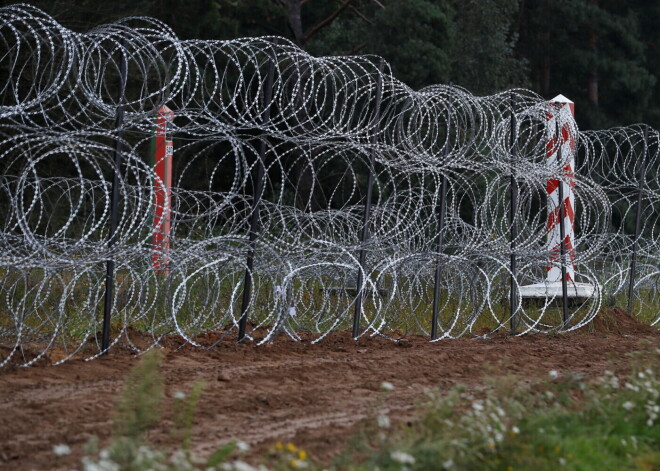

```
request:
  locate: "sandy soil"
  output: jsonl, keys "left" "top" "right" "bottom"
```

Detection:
{"left": 1, "top": 309, "right": 658, "bottom": 471}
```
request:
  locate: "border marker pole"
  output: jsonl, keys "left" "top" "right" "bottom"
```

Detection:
{"left": 152, "top": 105, "right": 174, "bottom": 274}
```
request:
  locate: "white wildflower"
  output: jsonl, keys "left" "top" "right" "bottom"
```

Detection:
{"left": 548, "top": 370, "right": 560, "bottom": 379}
{"left": 381, "top": 381, "right": 395, "bottom": 392}
{"left": 223, "top": 461, "right": 259, "bottom": 471}
{"left": 559, "top": 457, "right": 567, "bottom": 466}
{"left": 472, "top": 401, "right": 484, "bottom": 412}
{"left": 136, "top": 445, "right": 156, "bottom": 459}
{"left": 236, "top": 440, "right": 251, "bottom": 452}
{"left": 622, "top": 401, "right": 635, "bottom": 411}
{"left": 101, "top": 459, "right": 121, "bottom": 471}
{"left": 377, "top": 414, "right": 391, "bottom": 429}
{"left": 173, "top": 390, "right": 187, "bottom": 400}
{"left": 512, "top": 425, "right": 520, "bottom": 435}
{"left": 171, "top": 449, "right": 191, "bottom": 467}
{"left": 85, "top": 459, "right": 120, "bottom": 471}
{"left": 81, "top": 457, "right": 106, "bottom": 471}
{"left": 52, "top": 444, "right": 71, "bottom": 456}
{"left": 609, "top": 376, "right": 620, "bottom": 389}
{"left": 442, "top": 458, "right": 454, "bottom": 469}
{"left": 390, "top": 450, "right": 415, "bottom": 464}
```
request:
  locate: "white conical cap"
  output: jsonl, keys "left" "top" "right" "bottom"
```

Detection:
{"left": 551, "top": 94, "right": 573, "bottom": 103}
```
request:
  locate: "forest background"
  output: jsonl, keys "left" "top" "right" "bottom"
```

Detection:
{"left": 3, "top": 0, "right": 658, "bottom": 131}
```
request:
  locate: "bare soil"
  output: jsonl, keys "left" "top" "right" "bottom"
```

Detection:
{"left": 1, "top": 310, "right": 658, "bottom": 471}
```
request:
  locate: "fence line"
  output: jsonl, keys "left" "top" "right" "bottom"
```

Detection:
{"left": 0, "top": 5, "right": 658, "bottom": 367}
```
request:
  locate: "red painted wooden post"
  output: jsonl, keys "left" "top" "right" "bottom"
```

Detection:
{"left": 152, "top": 105, "right": 174, "bottom": 274}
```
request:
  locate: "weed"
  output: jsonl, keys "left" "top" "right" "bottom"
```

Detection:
{"left": 74, "top": 350, "right": 239, "bottom": 471}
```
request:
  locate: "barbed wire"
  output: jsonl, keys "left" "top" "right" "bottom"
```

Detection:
{"left": 0, "top": 4, "right": 658, "bottom": 367}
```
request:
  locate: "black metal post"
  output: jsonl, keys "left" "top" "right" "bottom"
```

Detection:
{"left": 238, "top": 53, "right": 276, "bottom": 342}
{"left": 431, "top": 126, "right": 450, "bottom": 340}
{"left": 509, "top": 110, "right": 518, "bottom": 334}
{"left": 627, "top": 127, "right": 648, "bottom": 314}
{"left": 556, "top": 121, "right": 569, "bottom": 325}
{"left": 101, "top": 39, "right": 128, "bottom": 354}
{"left": 352, "top": 58, "right": 384, "bottom": 338}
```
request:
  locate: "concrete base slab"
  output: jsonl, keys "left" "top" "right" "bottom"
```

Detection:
{"left": 518, "top": 281, "right": 596, "bottom": 299}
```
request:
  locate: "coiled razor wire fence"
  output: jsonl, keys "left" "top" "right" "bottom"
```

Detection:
{"left": 0, "top": 4, "right": 658, "bottom": 367}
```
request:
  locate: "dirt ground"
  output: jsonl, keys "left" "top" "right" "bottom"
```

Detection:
{"left": 1, "top": 309, "right": 658, "bottom": 471}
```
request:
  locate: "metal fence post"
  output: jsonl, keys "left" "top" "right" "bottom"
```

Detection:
{"left": 431, "top": 121, "right": 450, "bottom": 340}
{"left": 627, "top": 127, "right": 648, "bottom": 315}
{"left": 509, "top": 109, "right": 518, "bottom": 334}
{"left": 101, "top": 39, "right": 128, "bottom": 354}
{"left": 352, "top": 58, "right": 385, "bottom": 339}
{"left": 238, "top": 51, "right": 276, "bottom": 342}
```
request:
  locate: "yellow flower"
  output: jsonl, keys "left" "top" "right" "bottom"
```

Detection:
{"left": 554, "top": 446, "right": 560, "bottom": 454}
{"left": 507, "top": 467, "right": 514, "bottom": 471}
{"left": 275, "top": 442, "right": 284, "bottom": 451}
{"left": 286, "top": 442, "right": 297, "bottom": 453}
{"left": 488, "top": 442, "right": 495, "bottom": 450}
{"left": 297, "top": 449, "right": 307, "bottom": 460}
{"left": 567, "top": 453, "right": 574, "bottom": 460}
{"left": 290, "top": 459, "right": 300, "bottom": 468}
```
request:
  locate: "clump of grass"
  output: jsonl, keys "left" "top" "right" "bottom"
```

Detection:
{"left": 74, "top": 350, "right": 239, "bottom": 471}
{"left": 114, "top": 350, "right": 165, "bottom": 442}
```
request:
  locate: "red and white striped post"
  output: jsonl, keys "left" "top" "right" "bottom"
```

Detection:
{"left": 152, "top": 105, "right": 174, "bottom": 274}
{"left": 518, "top": 94, "right": 595, "bottom": 303}
{"left": 546, "top": 94, "right": 576, "bottom": 283}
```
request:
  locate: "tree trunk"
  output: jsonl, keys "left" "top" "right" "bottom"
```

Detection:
{"left": 540, "top": 31, "right": 551, "bottom": 96}
{"left": 287, "top": 0, "right": 304, "bottom": 46}
{"left": 587, "top": 1, "right": 599, "bottom": 106}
